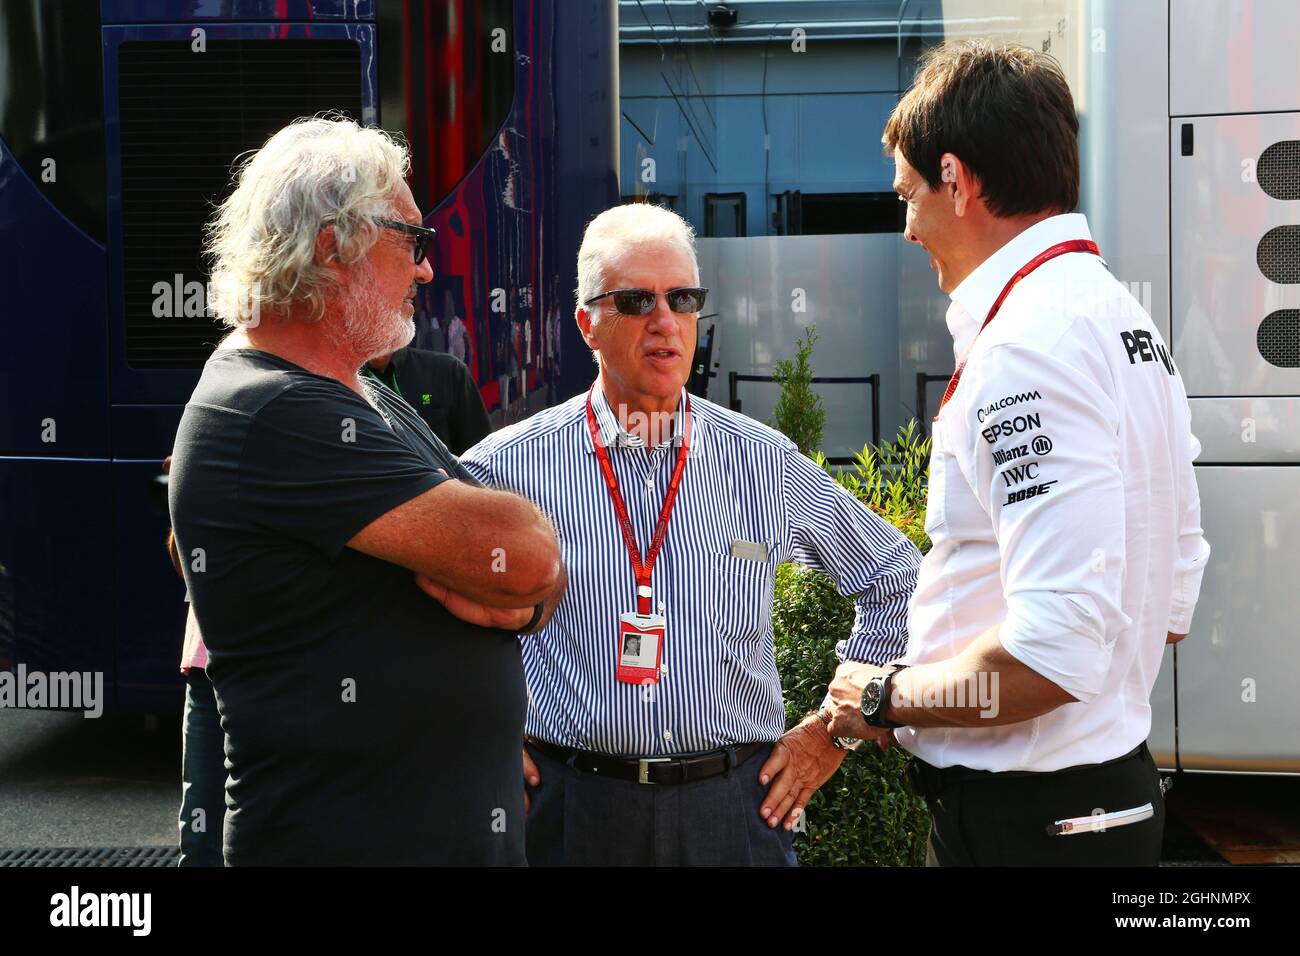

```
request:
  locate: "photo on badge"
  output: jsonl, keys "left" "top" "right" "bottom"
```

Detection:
{"left": 620, "top": 631, "right": 652, "bottom": 668}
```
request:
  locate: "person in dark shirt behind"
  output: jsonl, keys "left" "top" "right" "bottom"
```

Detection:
{"left": 168, "top": 116, "right": 566, "bottom": 866}
{"left": 363, "top": 347, "right": 491, "bottom": 455}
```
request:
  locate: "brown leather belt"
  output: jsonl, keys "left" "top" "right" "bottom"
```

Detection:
{"left": 525, "top": 736, "right": 767, "bottom": 785}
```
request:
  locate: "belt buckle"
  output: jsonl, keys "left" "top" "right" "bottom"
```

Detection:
{"left": 638, "top": 757, "right": 671, "bottom": 785}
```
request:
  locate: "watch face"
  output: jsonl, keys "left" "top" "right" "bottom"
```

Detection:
{"left": 861, "top": 677, "right": 883, "bottom": 716}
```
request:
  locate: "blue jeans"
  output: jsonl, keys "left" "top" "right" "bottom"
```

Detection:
{"left": 178, "top": 669, "right": 226, "bottom": 867}
{"left": 524, "top": 742, "right": 797, "bottom": 866}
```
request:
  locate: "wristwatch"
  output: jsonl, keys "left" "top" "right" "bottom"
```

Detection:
{"left": 815, "top": 693, "right": 862, "bottom": 751}
{"left": 860, "top": 666, "right": 906, "bottom": 729}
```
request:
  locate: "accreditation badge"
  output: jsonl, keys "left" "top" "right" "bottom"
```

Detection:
{"left": 616, "top": 612, "right": 665, "bottom": 685}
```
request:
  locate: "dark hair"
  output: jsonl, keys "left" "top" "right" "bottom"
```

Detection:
{"left": 883, "top": 40, "right": 1079, "bottom": 217}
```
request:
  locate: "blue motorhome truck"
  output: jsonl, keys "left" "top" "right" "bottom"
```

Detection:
{"left": 0, "top": 0, "right": 618, "bottom": 712}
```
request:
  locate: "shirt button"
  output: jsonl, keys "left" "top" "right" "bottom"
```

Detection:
{"left": 663, "top": 729, "right": 673, "bottom": 741}
{"left": 660, "top": 663, "right": 669, "bottom": 675}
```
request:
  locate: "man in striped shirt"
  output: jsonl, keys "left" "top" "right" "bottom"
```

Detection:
{"left": 459, "top": 204, "right": 921, "bottom": 865}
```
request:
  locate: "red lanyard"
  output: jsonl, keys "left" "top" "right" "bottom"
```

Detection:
{"left": 937, "top": 239, "right": 1100, "bottom": 414}
{"left": 585, "top": 388, "right": 692, "bottom": 615}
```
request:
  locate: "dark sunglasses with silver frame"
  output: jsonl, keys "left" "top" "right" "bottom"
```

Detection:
{"left": 584, "top": 287, "right": 709, "bottom": 316}
{"left": 372, "top": 217, "right": 437, "bottom": 265}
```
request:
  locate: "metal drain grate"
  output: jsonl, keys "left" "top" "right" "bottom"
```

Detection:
{"left": 0, "top": 847, "right": 179, "bottom": 867}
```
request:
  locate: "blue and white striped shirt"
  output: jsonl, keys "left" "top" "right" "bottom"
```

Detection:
{"left": 460, "top": 388, "right": 921, "bottom": 755}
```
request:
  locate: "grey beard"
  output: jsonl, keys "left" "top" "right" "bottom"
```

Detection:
{"left": 329, "top": 265, "right": 414, "bottom": 361}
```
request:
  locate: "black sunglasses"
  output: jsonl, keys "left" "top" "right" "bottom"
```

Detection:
{"left": 373, "top": 217, "right": 437, "bottom": 265}
{"left": 583, "top": 287, "right": 708, "bottom": 316}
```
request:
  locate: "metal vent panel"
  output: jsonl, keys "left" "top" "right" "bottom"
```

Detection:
{"left": 1258, "top": 140, "right": 1300, "bottom": 201}
{"left": 1258, "top": 309, "right": 1300, "bottom": 368}
{"left": 1256, "top": 225, "right": 1300, "bottom": 283}
{"left": 1171, "top": 111, "right": 1300, "bottom": 396}
{"left": 118, "top": 39, "right": 362, "bottom": 368}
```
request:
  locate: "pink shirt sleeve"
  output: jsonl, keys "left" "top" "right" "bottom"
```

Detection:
{"left": 180, "top": 605, "right": 209, "bottom": 674}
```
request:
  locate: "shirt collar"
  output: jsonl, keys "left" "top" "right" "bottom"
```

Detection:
{"left": 585, "top": 386, "right": 702, "bottom": 457}
{"left": 365, "top": 351, "right": 402, "bottom": 385}
{"left": 945, "top": 212, "right": 1093, "bottom": 359}
{"left": 389, "top": 347, "right": 409, "bottom": 375}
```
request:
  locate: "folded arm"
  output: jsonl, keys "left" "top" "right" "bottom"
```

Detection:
{"left": 349, "top": 479, "right": 563, "bottom": 610}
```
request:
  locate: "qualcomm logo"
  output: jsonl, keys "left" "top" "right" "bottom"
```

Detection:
{"left": 975, "top": 390, "right": 1042, "bottom": 423}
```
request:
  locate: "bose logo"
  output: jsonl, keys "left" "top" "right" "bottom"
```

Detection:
{"left": 1004, "top": 481, "right": 1058, "bottom": 506}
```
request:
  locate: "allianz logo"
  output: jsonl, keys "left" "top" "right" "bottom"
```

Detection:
{"left": 991, "top": 444, "right": 1029, "bottom": 466}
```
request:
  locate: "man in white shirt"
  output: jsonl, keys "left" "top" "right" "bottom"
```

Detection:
{"left": 826, "top": 39, "right": 1210, "bottom": 865}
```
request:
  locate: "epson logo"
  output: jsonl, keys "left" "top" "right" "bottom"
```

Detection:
{"left": 982, "top": 412, "right": 1042, "bottom": 444}
{"left": 976, "top": 390, "right": 1042, "bottom": 423}
{"left": 992, "top": 445, "right": 1029, "bottom": 465}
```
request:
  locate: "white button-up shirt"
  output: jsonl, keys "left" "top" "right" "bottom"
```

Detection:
{"left": 897, "top": 214, "right": 1211, "bottom": 772}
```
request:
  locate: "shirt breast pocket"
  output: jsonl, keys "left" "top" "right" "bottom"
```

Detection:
{"left": 707, "top": 551, "right": 774, "bottom": 642}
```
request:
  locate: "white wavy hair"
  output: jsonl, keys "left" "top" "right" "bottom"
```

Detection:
{"left": 575, "top": 203, "right": 699, "bottom": 327}
{"left": 205, "top": 115, "right": 411, "bottom": 327}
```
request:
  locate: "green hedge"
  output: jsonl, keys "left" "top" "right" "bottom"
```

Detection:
{"left": 774, "top": 423, "right": 933, "bottom": 866}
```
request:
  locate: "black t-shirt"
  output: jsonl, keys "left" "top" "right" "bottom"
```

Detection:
{"left": 364, "top": 348, "right": 492, "bottom": 455}
{"left": 169, "top": 348, "right": 526, "bottom": 866}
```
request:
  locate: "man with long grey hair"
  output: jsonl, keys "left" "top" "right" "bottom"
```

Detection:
{"left": 169, "top": 116, "right": 566, "bottom": 866}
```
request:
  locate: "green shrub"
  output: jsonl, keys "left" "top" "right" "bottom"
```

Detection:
{"left": 814, "top": 419, "right": 932, "bottom": 556}
{"left": 770, "top": 327, "right": 826, "bottom": 456}
{"left": 773, "top": 423, "right": 934, "bottom": 866}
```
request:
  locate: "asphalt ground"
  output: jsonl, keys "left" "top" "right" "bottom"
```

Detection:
{"left": 0, "top": 710, "right": 179, "bottom": 849}
{"left": 0, "top": 706, "right": 1295, "bottom": 864}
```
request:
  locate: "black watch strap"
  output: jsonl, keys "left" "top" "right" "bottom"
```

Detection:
{"left": 865, "top": 666, "right": 906, "bottom": 729}
{"left": 521, "top": 601, "right": 545, "bottom": 633}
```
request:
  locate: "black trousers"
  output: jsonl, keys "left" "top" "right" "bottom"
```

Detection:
{"left": 912, "top": 743, "right": 1166, "bottom": 866}
{"left": 523, "top": 742, "right": 797, "bottom": 866}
